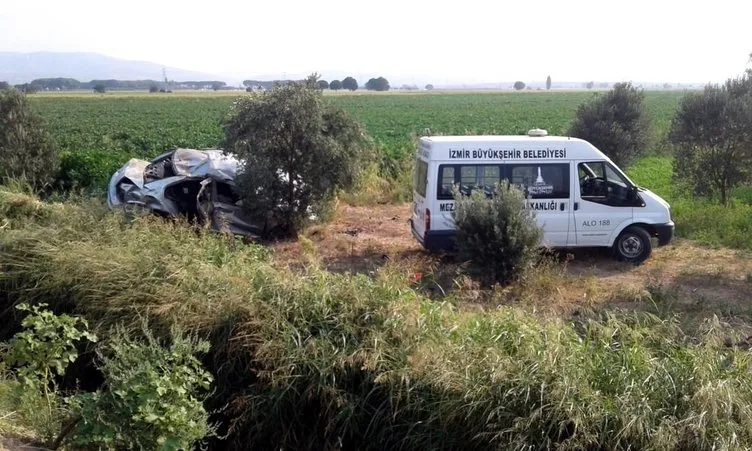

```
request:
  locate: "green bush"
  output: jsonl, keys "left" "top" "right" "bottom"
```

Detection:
{"left": 0, "top": 303, "right": 96, "bottom": 446}
{"left": 56, "top": 148, "right": 129, "bottom": 192}
{"left": 222, "top": 74, "right": 375, "bottom": 237}
{"left": 451, "top": 181, "right": 543, "bottom": 286}
{"left": 66, "top": 321, "right": 216, "bottom": 450}
{"left": 0, "top": 88, "right": 60, "bottom": 191}
{"left": 568, "top": 82, "right": 651, "bottom": 169}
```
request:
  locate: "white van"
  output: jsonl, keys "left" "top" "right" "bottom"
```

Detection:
{"left": 409, "top": 129, "right": 674, "bottom": 263}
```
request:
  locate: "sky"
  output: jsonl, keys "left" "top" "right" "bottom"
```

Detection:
{"left": 1, "top": 0, "right": 751, "bottom": 85}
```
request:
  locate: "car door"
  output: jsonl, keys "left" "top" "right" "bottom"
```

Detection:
{"left": 573, "top": 160, "right": 634, "bottom": 247}
{"left": 505, "top": 162, "right": 572, "bottom": 247}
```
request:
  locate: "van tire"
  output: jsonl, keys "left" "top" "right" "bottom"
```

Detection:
{"left": 613, "top": 226, "right": 652, "bottom": 264}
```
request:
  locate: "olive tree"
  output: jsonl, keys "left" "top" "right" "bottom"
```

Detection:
{"left": 568, "top": 82, "right": 650, "bottom": 169}
{"left": 668, "top": 77, "right": 752, "bottom": 205}
{"left": 0, "top": 88, "right": 59, "bottom": 190}
{"left": 222, "top": 75, "right": 374, "bottom": 237}
{"left": 451, "top": 181, "right": 543, "bottom": 286}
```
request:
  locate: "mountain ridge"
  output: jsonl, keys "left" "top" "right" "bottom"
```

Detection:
{"left": 0, "top": 51, "right": 225, "bottom": 85}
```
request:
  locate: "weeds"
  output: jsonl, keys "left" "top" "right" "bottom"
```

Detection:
{"left": 3, "top": 184, "right": 752, "bottom": 450}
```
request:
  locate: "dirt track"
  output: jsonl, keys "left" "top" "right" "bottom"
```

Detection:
{"left": 272, "top": 203, "right": 752, "bottom": 320}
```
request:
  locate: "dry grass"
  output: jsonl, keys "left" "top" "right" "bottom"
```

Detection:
{"left": 276, "top": 203, "right": 752, "bottom": 324}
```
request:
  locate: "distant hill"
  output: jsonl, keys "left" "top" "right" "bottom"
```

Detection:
{"left": 0, "top": 52, "right": 225, "bottom": 85}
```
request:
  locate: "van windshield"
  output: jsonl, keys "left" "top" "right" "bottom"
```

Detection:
{"left": 579, "top": 161, "right": 634, "bottom": 189}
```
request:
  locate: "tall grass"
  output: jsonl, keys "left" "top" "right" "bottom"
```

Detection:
{"left": 628, "top": 156, "right": 752, "bottom": 250}
{"left": 2, "top": 184, "right": 752, "bottom": 450}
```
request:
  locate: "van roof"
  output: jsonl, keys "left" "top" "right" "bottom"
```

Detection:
{"left": 418, "top": 134, "right": 616, "bottom": 165}
{"left": 420, "top": 135, "right": 583, "bottom": 143}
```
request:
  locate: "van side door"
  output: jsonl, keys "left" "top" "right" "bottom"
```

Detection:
{"left": 505, "top": 162, "right": 572, "bottom": 247}
{"left": 572, "top": 161, "right": 634, "bottom": 247}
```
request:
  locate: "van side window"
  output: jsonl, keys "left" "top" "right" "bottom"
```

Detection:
{"left": 460, "top": 166, "right": 477, "bottom": 196}
{"left": 439, "top": 166, "right": 454, "bottom": 198}
{"left": 578, "top": 161, "right": 634, "bottom": 206}
{"left": 437, "top": 164, "right": 502, "bottom": 199}
{"left": 507, "top": 163, "right": 570, "bottom": 199}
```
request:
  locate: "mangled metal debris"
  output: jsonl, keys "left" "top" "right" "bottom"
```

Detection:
{"left": 107, "top": 148, "right": 279, "bottom": 239}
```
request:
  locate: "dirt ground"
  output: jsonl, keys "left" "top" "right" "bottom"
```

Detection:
{"left": 272, "top": 203, "right": 752, "bottom": 323}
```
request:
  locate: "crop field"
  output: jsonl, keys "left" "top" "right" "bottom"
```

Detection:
{"left": 30, "top": 90, "right": 684, "bottom": 161}
{"left": 3, "top": 90, "right": 751, "bottom": 449}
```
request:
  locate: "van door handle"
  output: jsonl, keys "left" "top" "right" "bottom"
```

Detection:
{"left": 574, "top": 202, "right": 579, "bottom": 211}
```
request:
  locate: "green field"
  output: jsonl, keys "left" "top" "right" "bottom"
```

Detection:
{"left": 30, "top": 90, "right": 684, "bottom": 160}
{"left": 28, "top": 90, "right": 751, "bottom": 249}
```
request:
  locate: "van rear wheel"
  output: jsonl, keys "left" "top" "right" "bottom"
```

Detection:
{"left": 613, "top": 226, "right": 652, "bottom": 264}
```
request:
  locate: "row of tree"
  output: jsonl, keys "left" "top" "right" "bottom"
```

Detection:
{"left": 247, "top": 76, "right": 394, "bottom": 92}
{"left": 4, "top": 78, "right": 228, "bottom": 93}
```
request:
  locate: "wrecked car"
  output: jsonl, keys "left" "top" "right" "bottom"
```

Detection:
{"left": 107, "top": 148, "right": 280, "bottom": 239}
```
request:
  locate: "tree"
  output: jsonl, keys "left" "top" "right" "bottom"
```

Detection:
{"left": 28, "top": 78, "right": 81, "bottom": 91}
{"left": 342, "top": 77, "right": 358, "bottom": 91}
{"left": 15, "top": 83, "right": 38, "bottom": 94}
{"left": 425, "top": 84, "right": 434, "bottom": 90}
{"left": 329, "top": 80, "right": 342, "bottom": 90}
{"left": 222, "top": 75, "right": 374, "bottom": 237}
{"left": 451, "top": 181, "right": 543, "bottom": 287}
{"left": 0, "top": 89, "right": 60, "bottom": 190}
{"left": 317, "top": 80, "right": 329, "bottom": 90}
{"left": 211, "top": 82, "right": 224, "bottom": 91}
{"left": 365, "top": 77, "right": 390, "bottom": 91}
{"left": 513, "top": 81, "right": 525, "bottom": 90}
{"left": 149, "top": 85, "right": 159, "bottom": 93}
{"left": 668, "top": 76, "right": 752, "bottom": 205}
{"left": 567, "top": 82, "right": 650, "bottom": 168}
{"left": 586, "top": 81, "right": 594, "bottom": 89}
{"left": 93, "top": 84, "right": 106, "bottom": 94}
{"left": 0, "top": 81, "right": 10, "bottom": 91}
{"left": 546, "top": 75, "right": 551, "bottom": 90}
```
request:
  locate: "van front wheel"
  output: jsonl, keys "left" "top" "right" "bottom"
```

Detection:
{"left": 613, "top": 226, "right": 652, "bottom": 264}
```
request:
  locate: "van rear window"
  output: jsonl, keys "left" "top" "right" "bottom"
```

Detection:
{"left": 414, "top": 159, "right": 428, "bottom": 197}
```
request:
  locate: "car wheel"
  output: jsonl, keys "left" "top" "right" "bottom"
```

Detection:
{"left": 613, "top": 226, "right": 652, "bottom": 264}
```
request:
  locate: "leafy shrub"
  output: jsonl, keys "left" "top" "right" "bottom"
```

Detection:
{"left": 568, "top": 82, "right": 651, "bottom": 168}
{"left": 222, "top": 74, "right": 374, "bottom": 237}
{"left": 0, "top": 88, "right": 60, "bottom": 191}
{"left": 0, "top": 303, "right": 96, "bottom": 445}
{"left": 451, "top": 181, "right": 543, "bottom": 286}
{"left": 67, "top": 321, "right": 216, "bottom": 450}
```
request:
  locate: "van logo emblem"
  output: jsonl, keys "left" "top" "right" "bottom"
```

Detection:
{"left": 527, "top": 166, "right": 554, "bottom": 196}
